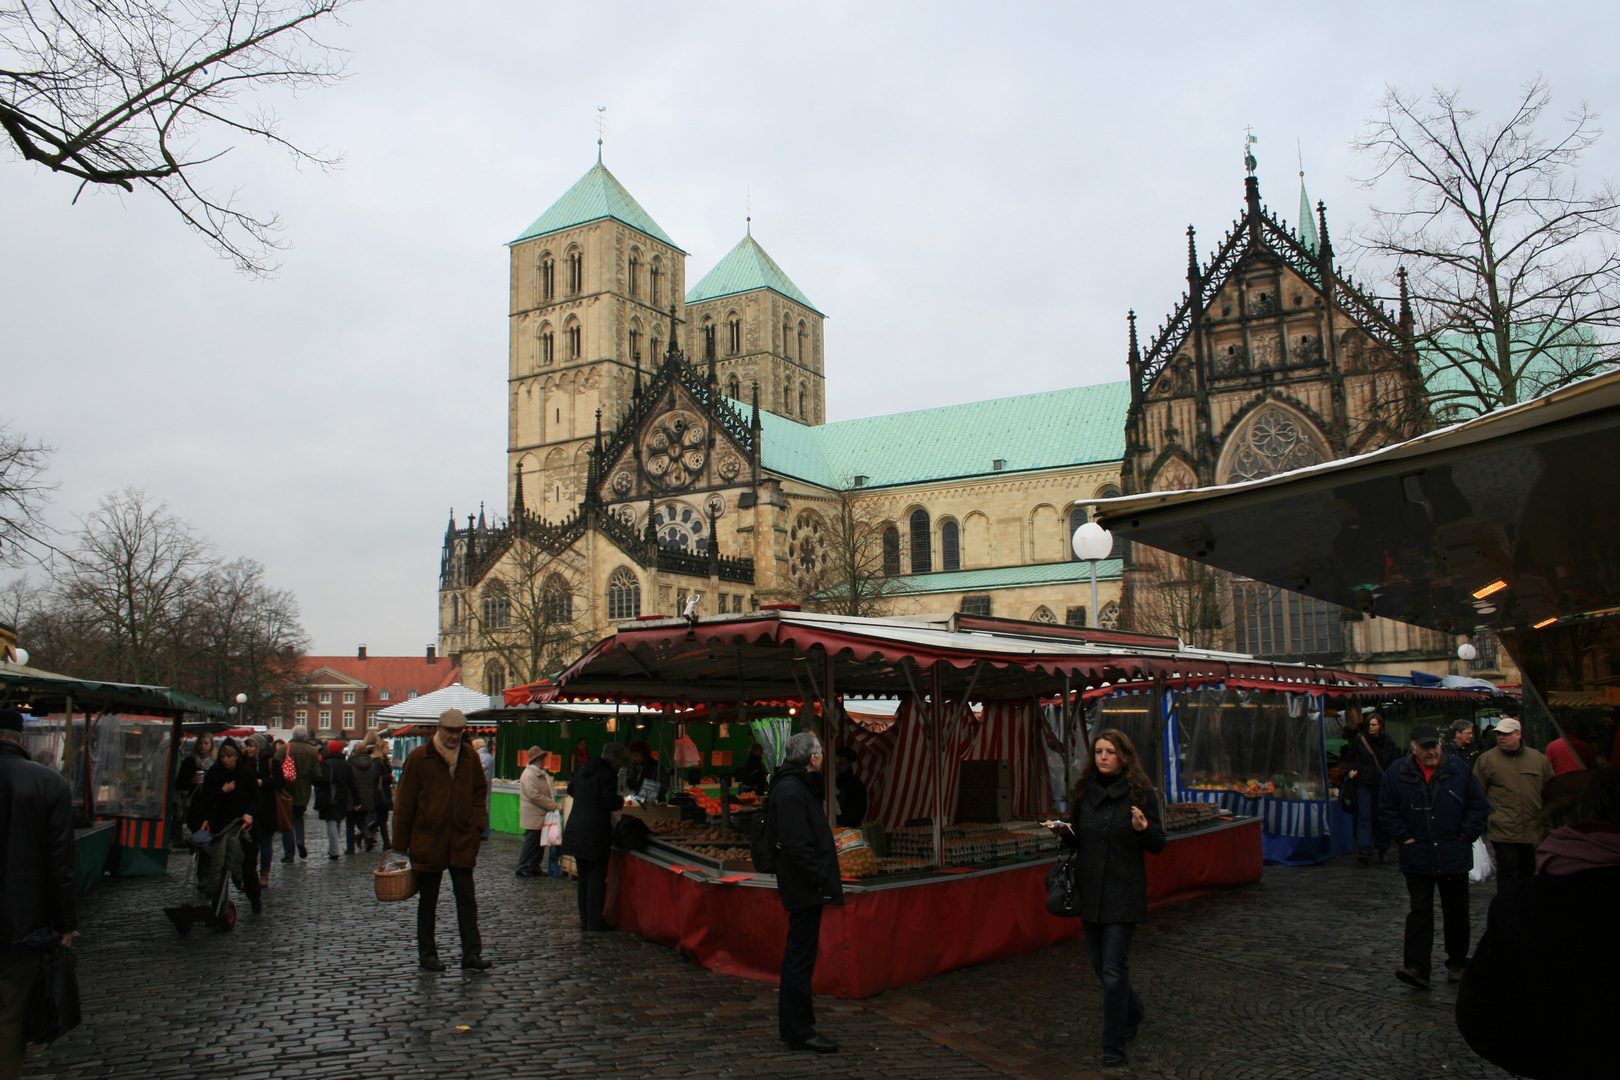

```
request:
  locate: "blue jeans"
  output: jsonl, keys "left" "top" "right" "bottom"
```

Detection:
{"left": 1353, "top": 786, "right": 1388, "bottom": 856}
{"left": 1081, "top": 921, "right": 1143, "bottom": 1058}
{"left": 281, "top": 805, "right": 307, "bottom": 857}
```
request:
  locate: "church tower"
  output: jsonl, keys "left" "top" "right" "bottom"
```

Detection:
{"left": 505, "top": 159, "right": 687, "bottom": 519}
{"left": 684, "top": 226, "right": 826, "bottom": 424}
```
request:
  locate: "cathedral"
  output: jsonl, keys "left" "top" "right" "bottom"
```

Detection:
{"left": 437, "top": 155, "right": 1478, "bottom": 696}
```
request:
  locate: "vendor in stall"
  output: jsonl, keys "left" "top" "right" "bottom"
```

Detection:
{"left": 834, "top": 747, "right": 866, "bottom": 828}
{"left": 625, "top": 739, "right": 662, "bottom": 797}
{"left": 735, "top": 742, "right": 768, "bottom": 794}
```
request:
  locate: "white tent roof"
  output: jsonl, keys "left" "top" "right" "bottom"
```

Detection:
{"left": 374, "top": 682, "right": 494, "bottom": 722}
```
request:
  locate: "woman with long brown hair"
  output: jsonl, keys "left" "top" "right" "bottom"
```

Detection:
{"left": 1051, "top": 728, "right": 1166, "bottom": 1068}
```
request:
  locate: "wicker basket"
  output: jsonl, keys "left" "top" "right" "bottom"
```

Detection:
{"left": 373, "top": 853, "right": 418, "bottom": 902}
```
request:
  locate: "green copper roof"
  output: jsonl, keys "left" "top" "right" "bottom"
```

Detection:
{"left": 890, "top": 559, "right": 1122, "bottom": 596}
{"left": 685, "top": 233, "right": 821, "bottom": 313}
{"left": 511, "top": 162, "right": 681, "bottom": 250}
{"left": 758, "top": 381, "right": 1130, "bottom": 489}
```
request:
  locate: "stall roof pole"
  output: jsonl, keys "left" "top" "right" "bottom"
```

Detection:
{"left": 931, "top": 664, "right": 945, "bottom": 871}
{"left": 824, "top": 651, "right": 837, "bottom": 825}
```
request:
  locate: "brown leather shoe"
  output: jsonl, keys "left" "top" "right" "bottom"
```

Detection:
{"left": 258, "top": 871, "right": 270, "bottom": 887}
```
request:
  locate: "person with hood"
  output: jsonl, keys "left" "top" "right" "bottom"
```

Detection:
{"left": 770, "top": 732, "right": 844, "bottom": 1054}
{"left": 560, "top": 741, "right": 631, "bottom": 930}
{"left": 1456, "top": 765, "right": 1620, "bottom": 1079}
{"left": 516, "top": 745, "right": 559, "bottom": 877}
{"left": 281, "top": 724, "right": 322, "bottom": 862}
{"left": 172, "top": 740, "right": 264, "bottom": 922}
{"left": 241, "top": 736, "right": 283, "bottom": 888}
{"left": 0, "top": 709, "right": 77, "bottom": 1079}
{"left": 317, "top": 739, "right": 359, "bottom": 860}
{"left": 347, "top": 741, "right": 380, "bottom": 854}
{"left": 1346, "top": 712, "right": 1399, "bottom": 866}
{"left": 1473, "top": 717, "right": 1555, "bottom": 891}
{"left": 393, "top": 709, "right": 490, "bottom": 971}
{"left": 1377, "top": 723, "right": 1490, "bottom": 989}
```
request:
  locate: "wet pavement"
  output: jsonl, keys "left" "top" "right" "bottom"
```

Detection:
{"left": 24, "top": 831, "right": 1510, "bottom": 1080}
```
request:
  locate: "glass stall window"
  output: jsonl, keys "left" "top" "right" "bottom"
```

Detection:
{"left": 1176, "top": 688, "right": 1323, "bottom": 800}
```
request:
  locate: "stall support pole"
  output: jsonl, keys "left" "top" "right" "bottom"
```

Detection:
{"left": 61, "top": 693, "right": 75, "bottom": 787}
{"left": 1060, "top": 675, "right": 1071, "bottom": 807}
{"left": 931, "top": 665, "right": 945, "bottom": 871}
{"left": 824, "top": 652, "right": 837, "bottom": 825}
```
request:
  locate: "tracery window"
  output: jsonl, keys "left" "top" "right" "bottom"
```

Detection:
{"left": 1224, "top": 406, "right": 1325, "bottom": 483}
{"left": 940, "top": 519, "right": 960, "bottom": 572}
{"left": 481, "top": 590, "right": 510, "bottom": 629}
{"left": 484, "top": 662, "right": 506, "bottom": 697}
{"left": 882, "top": 526, "right": 901, "bottom": 576}
{"left": 654, "top": 502, "right": 709, "bottom": 553}
{"left": 1232, "top": 583, "right": 1343, "bottom": 657}
{"left": 1032, "top": 606, "right": 1057, "bottom": 624}
{"left": 607, "top": 566, "right": 641, "bottom": 620}
{"left": 726, "top": 374, "right": 741, "bottom": 400}
{"left": 1098, "top": 601, "right": 1120, "bottom": 631}
{"left": 909, "top": 509, "right": 932, "bottom": 574}
{"left": 787, "top": 511, "right": 825, "bottom": 587}
{"left": 542, "top": 574, "right": 573, "bottom": 624}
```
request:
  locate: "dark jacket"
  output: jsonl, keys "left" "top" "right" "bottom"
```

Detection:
{"left": 734, "top": 753, "right": 767, "bottom": 794}
{"left": 189, "top": 757, "right": 261, "bottom": 831}
{"left": 286, "top": 737, "right": 321, "bottom": 807}
{"left": 317, "top": 750, "right": 359, "bottom": 822}
{"left": 769, "top": 762, "right": 844, "bottom": 912}
{"left": 1448, "top": 738, "right": 1481, "bottom": 767}
{"left": 247, "top": 750, "right": 284, "bottom": 842}
{"left": 1347, "top": 730, "right": 1398, "bottom": 789}
{"left": 349, "top": 753, "right": 379, "bottom": 814}
{"left": 625, "top": 757, "right": 662, "bottom": 798}
{"left": 1063, "top": 776, "right": 1166, "bottom": 924}
{"left": 835, "top": 770, "right": 867, "bottom": 829}
{"left": 393, "top": 739, "right": 488, "bottom": 871}
{"left": 559, "top": 757, "right": 624, "bottom": 863}
{"left": 0, "top": 741, "right": 77, "bottom": 944}
{"left": 1457, "top": 860, "right": 1620, "bottom": 1079}
{"left": 1377, "top": 751, "right": 1490, "bottom": 876}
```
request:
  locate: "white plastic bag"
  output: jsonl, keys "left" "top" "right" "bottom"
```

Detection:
{"left": 1469, "top": 837, "right": 1495, "bottom": 884}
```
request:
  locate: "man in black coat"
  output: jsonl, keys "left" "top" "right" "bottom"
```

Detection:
{"left": 833, "top": 747, "right": 867, "bottom": 829}
{"left": 559, "top": 741, "right": 631, "bottom": 931}
{"left": 1377, "top": 723, "right": 1490, "bottom": 990}
{"left": 0, "top": 709, "right": 77, "bottom": 1077}
{"left": 769, "top": 732, "right": 843, "bottom": 1054}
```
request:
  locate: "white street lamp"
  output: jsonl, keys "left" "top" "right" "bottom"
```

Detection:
{"left": 234, "top": 692, "right": 248, "bottom": 725}
{"left": 1457, "top": 642, "right": 1477, "bottom": 662}
{"left": 1072, "top": 520, "right": 1114, "bottom": 629}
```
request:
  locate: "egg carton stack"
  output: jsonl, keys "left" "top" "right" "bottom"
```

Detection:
{"left": 884, "top": 822, "right": 1060, "bottom": 866}
{"left": 1163, "top": 802, "right": 1227, "bottom": 831}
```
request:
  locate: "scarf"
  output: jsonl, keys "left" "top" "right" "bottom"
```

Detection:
{"left": 432, "top": 733, "right": 460, "bottom": 777}
{"left": 1536, "top": 820, "right": 1620, "bottom": 876}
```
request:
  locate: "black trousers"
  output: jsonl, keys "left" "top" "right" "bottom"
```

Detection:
{"left": 517, "top": 829, "right": 545, "bottom": 873}
{"left": 416, "top": 867, "right": 481, "bottom": 959}
{"left": 575, "top": 858, "right": 610, "bottom": 930}
{"left": 779, "top": 906, "right": 823, "bottom": 1044}
{"left": 1403, "top": 872, "right": 1470, "bottom": 981}
{"left": 1493, "top": 841, "right": 1537, "bottom": 891}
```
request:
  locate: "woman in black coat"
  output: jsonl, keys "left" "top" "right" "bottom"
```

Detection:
{"left": 1346, "top": 713, "right": 1399, "bottom": 865}
{"left": 241, "top": 736, "right": 284, "bottom": 888}
{"left": 559, "top": 742, "right": 630, "bottom": 931}
{"left": 186, "top": 740, "right": 263, "bottom": 913}
{"left": 1052, "top": 728, "right": 1166, "bottom": 1069}
{"left": 317, "top": 741, "right": 359, "bottom": 860}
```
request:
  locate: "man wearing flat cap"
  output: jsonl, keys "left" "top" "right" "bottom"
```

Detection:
{"left": 1378, "top": 723, "right": 1490, "bottom": 989}
{"left": 393, "top": 708, "right": 490, "bottom": 971}
{"left": 1472, "top": 717, "right": 1554, "bottom": 893}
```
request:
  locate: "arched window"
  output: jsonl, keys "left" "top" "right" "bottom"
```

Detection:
{"left": 566, "top": 247, "right": 583, "bottom": 294}
{"left": 787, "top": 511, "right": 826, "bottom": 587}
{"left": 909, "top": 509, "right": 932, "bottom": 573}
{"left": 726, "top": 374, "right": 741, "bottom": 400}
{"left": 783, "top": 319, "right": 794, "bottom": 359}
{"left": 727, "top": 314, "right": 741, "bottom": 354}
{"left": 702, "top": 318, "right": 716, "bottom": 360}
{"left": 1068, "top": 506, "right": 1087, "bottom": 561}
{"left": 1098, "top": 601, "right": 1120, "bottom": 630}
{"left": 542, "top": 574, "right": 573, "bottom": 624}
{"left": 607, "top": 566, "right": 641, "bottom": 621}
{"left": 783, "top": 384, "right": 793, "bottom": 415}
{"left": 799, "top": 381, "right": 807, "bottom": 418}
{"left": 798, "top": 321, "right": 808, "bottom": 365}
{"left": 882, "top": 526, "right": 901, "bottom": 576}
{"left": 1095, "top": 487, "right": 1125, "bottom": 558}
{"left": 538, "top": 322, "right": 554, "bottom": 367}
{"left": 484, "top": 661, "right": 506, "bottom": 697}
{"left": 539, "top": 252, "right": 555, "bottom": 302}
{"left": 628, "top": 324, "right": 640, "bottom": 362}
{"left": 480, "top": 586, "right": 510, "bottom": 629}
{"left": 628, "top": 251, "right": 640, "bottom": 298}
{"left": 940, "top": 519, "right": 960, "bottom": 572}
{"left": 650, "top": 332, "right": 661, "bottom": 361}
{"left": 649, "top": 258, "right": 662, "bottom": 306}
{"left": 1032, "top": 606, "right": 1057, "bottom": 624}
{"left": 565, "top": 318, "right": 581, "bottom": 360}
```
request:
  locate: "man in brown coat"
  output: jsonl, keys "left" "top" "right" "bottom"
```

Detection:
{"left": 1473, "top": 717, "right": 1555, "bottom": 892}
{"left": 393, "top": 709, "right": 490, "bottom": 971}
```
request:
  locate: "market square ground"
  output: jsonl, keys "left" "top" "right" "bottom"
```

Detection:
{"left": 25, "top": 833, "right": 1509, "bottom": 1080}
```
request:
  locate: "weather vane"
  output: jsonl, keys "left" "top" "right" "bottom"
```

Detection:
{"left": 746, "top": 186, "right": 752, "bottom": 235}
{"left": 1244, "top": 126, "right": 1258, "bottom": 176}
{"left": 596, "top": 105, "right": 606, "bottom": 161}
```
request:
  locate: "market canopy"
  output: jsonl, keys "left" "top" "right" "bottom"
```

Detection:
{"left": 1091, "top": 370, "right": 1620, "bottom": 638}
{"left": 0, "top": 663, "right": 227, "bottom": 718}
{"left": 373, "top": 682, "right": 493, "bottom": 722}
{"left": 548, "top": 608, "right": 1384, "bottom": 705}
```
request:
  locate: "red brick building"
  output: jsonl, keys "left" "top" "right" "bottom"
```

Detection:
{"left": 278, "top": 646, "right": 461, "bottom": 737}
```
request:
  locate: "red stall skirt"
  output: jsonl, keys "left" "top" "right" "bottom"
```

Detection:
{"left": 605, "top": 818, "right": 1261, "bottom": 999}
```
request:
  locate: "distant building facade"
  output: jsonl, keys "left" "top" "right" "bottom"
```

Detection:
{"left": 277, "top": 646, "right": 460, "bottom": 737}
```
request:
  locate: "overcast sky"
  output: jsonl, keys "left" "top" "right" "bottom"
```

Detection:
{"left": 4, "top": 1, "right": 1619, "bottom": 657}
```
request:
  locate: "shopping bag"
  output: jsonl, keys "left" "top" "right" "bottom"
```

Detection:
{"left": 1469, "top": 837, "right": 1495, "bottom": 884}
{"left": 25, "top": 946, "right": 82, "bottom": 1046}
{"left": 275, "top": 789, "right": 295, "bottom": 832}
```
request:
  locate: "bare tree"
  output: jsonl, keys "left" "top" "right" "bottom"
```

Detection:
{"left": 781, "top": 485, "right": 906, "bottom": 618}
{"left": 1, "top": 0, "right": 352, "bottom": 275}
{"left": 183, "top": 557, "right": 308, "bottom": 720}
{"left": 461, "top": 538, "right": 593, "bottom": 692}
{"left": 0, "top": 423, "right": 56, "bottom": 565}
{"left": 1356, "top": 78, "right": 1620, "bottom": 419}
{"left": 1124, "top": 554, "right": 1223, "bottom": 650}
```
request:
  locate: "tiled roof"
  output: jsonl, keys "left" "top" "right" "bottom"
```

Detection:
{"left": 890, "top": 559, "right": 1122, "bottom": 596}
{"left": 510, "top": 162, "right": 681, "bottom": 250}
{"left": 685, "top": 233, "right": 821, "bottom": 313}
{"left": 759, "top": 380, "right": 1131, "bottom": 489}
{"left": 297, "top": 656, "right": 460, "bottom": 706}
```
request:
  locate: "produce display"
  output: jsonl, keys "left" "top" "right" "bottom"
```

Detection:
{"left": 1163, "top": 802, "right": 1228, "bottom": 831}
{"left": 684, "top": 791, "right": 747, "bottom": 815}
{"left": 885, "top": 821, "right": 1060, "bottom": 868}
{"left": 646, "top": 821, "right": 739, "bottom": 841}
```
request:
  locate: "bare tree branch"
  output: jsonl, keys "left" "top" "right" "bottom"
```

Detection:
{"left": 1, "top": 0, "right": 353, "bottom": 275}
{"left": 0, "top": 421, "right": 57, "bottom": 566}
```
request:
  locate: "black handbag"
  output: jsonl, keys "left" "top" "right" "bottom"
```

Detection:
{"left": 1045, "top": 849, "right": 1082, "bottom": 918}
{"left": 25, "top": 945, "right": 82, "bottom": 1045}
{"left": 1338, "top": 783, "right": 1356, "bottom": 814}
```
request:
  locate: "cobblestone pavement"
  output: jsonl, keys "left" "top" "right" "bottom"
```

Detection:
{"left": 25, "top": 830, "right": 1511, "bottom": 1080}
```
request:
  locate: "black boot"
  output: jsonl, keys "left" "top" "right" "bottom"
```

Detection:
{"left": 461, "top": 954, "right": 492, "bottom": 970}
{"left": 419, "top": 952, "right": 445, "bottom": 972}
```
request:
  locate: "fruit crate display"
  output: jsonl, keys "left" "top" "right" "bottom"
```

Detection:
{"left": 1163, "top": 802, "right": 1227, "bottom": 831}
{"left": 884, "top": 821, "right": 1061, "bottom": 867}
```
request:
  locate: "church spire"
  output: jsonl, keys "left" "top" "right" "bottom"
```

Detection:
{"left": 1316, "top": 200, "right": 1334, "bottom": 262}
{"left": 1127, "top": 310, "right": 1143, "bottom": 405}
{"left": 512, "top": 463, "right": 526, "bottom": 521}
{"left": 1398, "top": 265, "right": 1413, "bottom": 334}
{"left": 1298, "top": 164, "right": 1318, "bottom": 253}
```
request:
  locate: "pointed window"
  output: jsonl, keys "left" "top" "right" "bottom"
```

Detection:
{"left": 909, "top": 509, "right": 932, "bottom": 573}
{"left": 628, "top": 327, "right": 639, "bottom": 361}
{"left": 783, "top": 384, "right": 793, "bottom": 415}
{"left": 704, "top": 322, "right": 716, "bottom": 360}
{"left": 727, "top": 374, "right": 741, "bottom": 400}
{"left": 607, "top": 566, "right": 641, "bottom": 621}
{"left": 882, "top": 526, "right": 901, "bottom": 576}
{"left": 484, "top": 662, "right": 506, "bottom": 697}
{"left": 540, "top": 254, "right": 555, "bottom": 302}
{"left": 783, "top": 319, "right": 794, "bottom": 360}
{"left": 542, "top": 574, "right": 574, "bottom": 624}
{"left": 539, "top": 324, "right": 555, "bottom": 367}
{"left": 566, "top": 319, "right": 581, "bottom": 361}
{"left": 628, "top": 253, "right": 640, "bottom": 298}
{"left": 940, "top": 519, "right": 960, "bottom": 572}
{"left": 799, "top": 382, "right": 806, "bottom": 418}
{"left": 566, "top": 248, "right": 583, "bottom": 294}
{"left": 798, "top": 321, "right": 808, "bottom": 365}
{"left": 727, "top": 315, "right": 741, "bottom": 355}
{"left": 650, "top": 333, "right": 660, "bottom": 360}
{"left": 649, "top": 260, "right": 662, "bottom": 306}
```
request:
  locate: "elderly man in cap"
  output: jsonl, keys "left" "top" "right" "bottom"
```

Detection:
{"left": 1473, "top": 717, "right": 1554, "bottom": 892}
{"left": 515, "top": 745, "right": 559, "bottom": 877}
{"left": 393, "top": 709, "right": 490, "bottom": 971}
{"left": 1378, "top": 723, "right": 1490, "bottom": 989}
